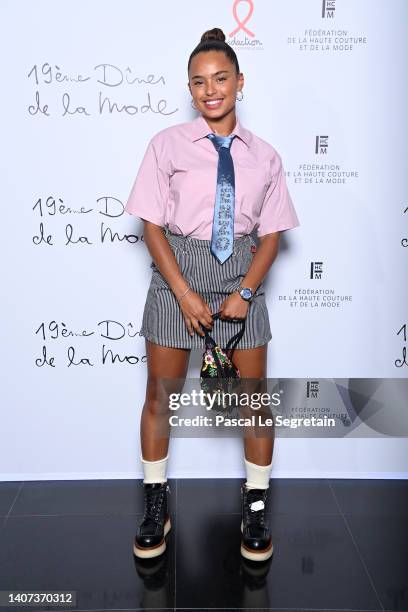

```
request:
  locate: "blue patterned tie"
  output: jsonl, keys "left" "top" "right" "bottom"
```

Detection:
{"left": 206, "top": 133, "right": 236, "bottom": 264}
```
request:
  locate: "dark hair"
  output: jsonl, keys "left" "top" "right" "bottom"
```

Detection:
{"left": 188, "top": 28, "right": 240, "bottom": 76}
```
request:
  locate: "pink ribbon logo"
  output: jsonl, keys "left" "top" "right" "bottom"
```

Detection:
{"left": 229, "top": 0, "right": 255, "bottom": 38}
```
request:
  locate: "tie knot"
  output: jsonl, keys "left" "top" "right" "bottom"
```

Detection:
{"left": 207, "top": 133, "right": 235, "bottom": 152}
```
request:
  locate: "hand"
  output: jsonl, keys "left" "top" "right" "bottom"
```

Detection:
{"left": 178, "top": 289, "right": 213, "bottom": 337}
{"left": 218, "top": 291, "right": 250, "bottom": 320}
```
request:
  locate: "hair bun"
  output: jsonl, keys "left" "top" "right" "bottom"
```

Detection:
{"left": 200, "top": 28, "right": 226, "bottom": 43}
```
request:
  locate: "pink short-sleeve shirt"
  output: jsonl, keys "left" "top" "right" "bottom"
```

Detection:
{"left": 125, "top": 115, "right": 300, "bottom": 239}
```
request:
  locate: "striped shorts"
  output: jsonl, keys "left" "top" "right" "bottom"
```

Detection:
{"left": 140, "top": 229, "right": 272, "bottom": 350}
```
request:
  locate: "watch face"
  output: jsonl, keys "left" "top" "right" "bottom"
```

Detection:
{"left": 240, "top": 288, "right": 252, "bottom": 300}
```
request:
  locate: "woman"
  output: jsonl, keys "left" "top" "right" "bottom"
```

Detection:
{"left": 125, "top": 28, "right": 300, "bottom": 562}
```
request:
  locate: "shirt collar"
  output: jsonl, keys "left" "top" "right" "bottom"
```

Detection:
{"left": 188, "top": 114, "right": 251, "bottom": 148}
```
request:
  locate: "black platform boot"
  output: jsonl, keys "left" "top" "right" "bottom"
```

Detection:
{"left": 240, "top": 484, "right": 273, "bottom": 562}
{"left": 133, "top": 482, "right": 171, "bottom": 559}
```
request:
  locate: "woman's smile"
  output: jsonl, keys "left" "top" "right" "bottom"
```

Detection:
{"left": 203, "top": 98, "right": 224, "bottom": 109}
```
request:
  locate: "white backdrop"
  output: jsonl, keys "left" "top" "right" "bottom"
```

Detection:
{"left": 1, "top": 0, "right": 407, "bottom": 480}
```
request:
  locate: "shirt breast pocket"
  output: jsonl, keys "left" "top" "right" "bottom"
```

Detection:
{"left": 235, "top": 166, "right": 271, "bottom": 220}
{"left": 169, "top": 166, "right": 210, "bottom": 201}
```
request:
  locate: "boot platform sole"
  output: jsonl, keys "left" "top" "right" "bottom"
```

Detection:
{"left": 240, "top": 520, "right": 274, "bottom": 562}
{"left": 133, "top": 517, "right": 171, "bottom": 559}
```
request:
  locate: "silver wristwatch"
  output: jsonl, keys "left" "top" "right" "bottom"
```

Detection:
{"left": 236, "top": 285, "right": 254, "bottom": 302}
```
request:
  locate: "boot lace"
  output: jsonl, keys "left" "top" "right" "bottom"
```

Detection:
{"left": 244, "top": 488, "right": 267, "bottom": 527}
{"left": 143, "top": 484, "right": 170, "bottom": 526}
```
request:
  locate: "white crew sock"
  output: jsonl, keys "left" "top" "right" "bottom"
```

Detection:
{"left": 141, "top": 454, "right": 168, "bottom": 484}
{"left": 244, "top": 458, "right": 272, "bottom": 490}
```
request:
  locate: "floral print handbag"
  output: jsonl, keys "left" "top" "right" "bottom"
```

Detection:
{"left": 199, "top": 312, "right": 246, "bottom": 411}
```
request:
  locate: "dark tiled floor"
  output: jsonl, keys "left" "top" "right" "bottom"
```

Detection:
{"left": 0, "top": 478, "right": 407, "bottom": 612}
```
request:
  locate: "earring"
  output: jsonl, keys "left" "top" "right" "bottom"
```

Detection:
{"left": 191, "top": 98, "right": 197, "bottom": 109}
{"left": 236, "top": 90, "right": 244, "bottom": 101}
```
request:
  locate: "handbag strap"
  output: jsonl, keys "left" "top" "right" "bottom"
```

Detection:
{"left": 205, "top": 312, "right": 246, "bottom": 355}
{"left": 225, "top": 320, "right": 246, "bottom": 352}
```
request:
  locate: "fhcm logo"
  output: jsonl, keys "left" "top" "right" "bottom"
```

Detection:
{"left": 315, "top": 136, "right": 328, "bottom": 155}
{"left": 322, "top": 0, "right": 336, "bottom": 18}
{"left": 310, "top": 262, "right": 323, "bottom": 279}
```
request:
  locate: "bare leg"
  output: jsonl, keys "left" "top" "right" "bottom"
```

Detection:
{"left": 133, "top": 340, "right": 191, "bottom": 559}
{"left": 232, "top": 344, "right": 274, "bottom": 466}
{"left": 233, "top": 343, "right": 275, "bottom": 562}
{"left": 140, "top": 339, "right": 191, "bottom": 461}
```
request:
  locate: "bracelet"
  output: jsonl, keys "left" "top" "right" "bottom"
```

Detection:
{"left": 177, "top": 286, "right": 191, "bottom": 303}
